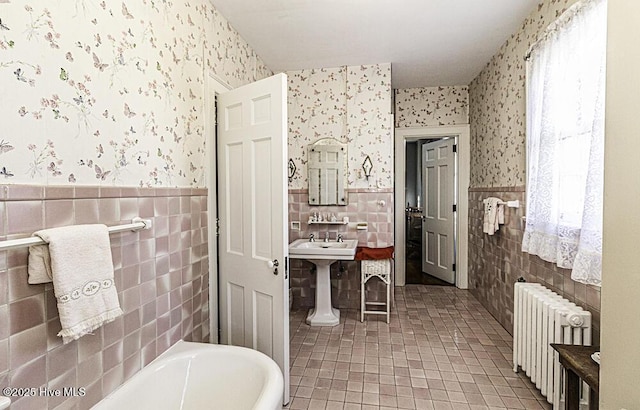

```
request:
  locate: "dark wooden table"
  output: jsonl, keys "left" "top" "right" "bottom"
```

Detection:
{"left": 551, "top": 344, "right": 600, "bottom": 410}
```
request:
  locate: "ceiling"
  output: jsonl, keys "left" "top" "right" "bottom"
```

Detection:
{"left": 209, "top": 0, "right": 539, "bottom": 89}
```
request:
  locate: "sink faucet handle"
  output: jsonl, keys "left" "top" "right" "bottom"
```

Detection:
{"left": 309, "top": 233, "right": 315, "bottom": 242}
{"left": 336, "top": 234, "right": 343, "bottom": 242}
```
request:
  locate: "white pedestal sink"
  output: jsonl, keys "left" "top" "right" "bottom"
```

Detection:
{"left": 289, "top": 238, "right": 358, "bottom": 326}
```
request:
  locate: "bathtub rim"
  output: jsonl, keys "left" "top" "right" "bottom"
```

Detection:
{"left": 93, "top": 340, "right": 284, "bottom": 409}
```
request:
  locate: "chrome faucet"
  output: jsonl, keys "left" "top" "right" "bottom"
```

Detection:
{"left": 309, "top": 233, "right": 315, "bottom": 242}
{"left": 336, "top": 234, "right": 343, "bottom": 243}
{"left": 324, "top": 232, "right": 330, "bottom": 242}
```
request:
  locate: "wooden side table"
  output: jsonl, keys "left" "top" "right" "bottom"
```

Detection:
{"left": 551, "top": 344, "right": 600, "bottom": 410}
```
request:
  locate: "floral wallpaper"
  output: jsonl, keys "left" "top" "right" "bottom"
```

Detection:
{"left": 394, "top": 86, "right": 469, "bottom": 127}
{"left": 287, "top": 63, "right": 393, "bottom": 190}
{"left": 0, "top": 1, "right": 272, "bottom": 187}
{"left": 469, "top": 0, "right": 579, "bottom": 188}
{"left": 287, "top": 66, "right": 346, "bottom": 189}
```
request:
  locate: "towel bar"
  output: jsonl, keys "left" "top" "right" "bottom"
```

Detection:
{"left": 497, "top": 199, "right": 520, "bottom": 208}
{"left": 0, "top": 217, "right": 152, "bottom": 251}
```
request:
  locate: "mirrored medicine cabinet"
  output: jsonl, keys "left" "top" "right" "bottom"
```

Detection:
{"left": 307, "top": 138, "right": 348, "bottom": 206}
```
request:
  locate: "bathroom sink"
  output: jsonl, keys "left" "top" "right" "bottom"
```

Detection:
{"left": 289, "top": 238, "right": 357, "bottom": 326}
{"left": 289, "top": 238, "right": 357, "bottom": 260}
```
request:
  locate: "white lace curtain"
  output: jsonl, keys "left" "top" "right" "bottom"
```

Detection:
{"left": 522, "top": 0, "right": 607, "bottom": 286}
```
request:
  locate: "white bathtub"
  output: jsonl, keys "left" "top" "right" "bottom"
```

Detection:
{"left": 93, "top": 341, "right": 283, "bottom": 410}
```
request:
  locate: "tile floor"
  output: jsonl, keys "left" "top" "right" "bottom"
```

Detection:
{"left": 287, "top": 285, "right": 552, "bottom": 410}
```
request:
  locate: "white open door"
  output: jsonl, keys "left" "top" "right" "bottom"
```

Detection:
{"left": 217, "top": 73, "right": 290, "bottom": 404}
{"left": 422, "top": 138, "right": 456, "bottom": 284}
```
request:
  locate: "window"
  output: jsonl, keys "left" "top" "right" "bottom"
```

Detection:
{"left": 522, "top": 0, "right": 607, "bottom": 286}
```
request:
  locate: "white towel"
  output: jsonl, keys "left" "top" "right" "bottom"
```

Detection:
{"left": 28, "top": 224, "right": 123, "bottom": 344}
{"left": 28, "top": 244, "right": 53, "bottom": 284}
{"left": 483, "top": 197, "right": 505, "bottom": 235}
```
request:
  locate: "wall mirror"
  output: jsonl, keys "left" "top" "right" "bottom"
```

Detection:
{"left": 308, "top": 138, "right": 348, "bottom": 205}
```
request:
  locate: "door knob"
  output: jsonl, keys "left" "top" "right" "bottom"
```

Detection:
{"left": 268, "top": 259, "right": 279, "bottom": 275}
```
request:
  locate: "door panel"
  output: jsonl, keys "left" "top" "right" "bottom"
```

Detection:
{"left": 252, "top": 138, "right": 273, "bottom": 259}
{"left": 225, "top": 103, "right": 243, "bottom": 129}
{"left": 254, "top": 291, "right": 274, "bottom": 356}
{"left": 228, "top": 283, "right": 245, "bottom": 346}
{"left": 426, "top": 232, "right": 436, "bottom": 265}
{"left": 218, "top": 73, "right": 289, "bottom": 405}
{"left": 226, "top": 143, "right": 244, "bottom": 255}
{"left": 422, "top": 138, "right": 456, "bottom": 284}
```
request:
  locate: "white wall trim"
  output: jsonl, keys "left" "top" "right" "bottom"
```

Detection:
{"left": 394, "top": 125, "right": 470, "bottom": 289}
{"left": 205, "top": 71, "right": 233, "bottom": 344}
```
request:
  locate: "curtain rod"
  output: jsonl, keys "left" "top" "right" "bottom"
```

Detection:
{"left": 524, "top": 0, "right": 598, "bottom": 61}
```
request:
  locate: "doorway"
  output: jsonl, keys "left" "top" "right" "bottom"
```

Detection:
{"left": 205, "top": 71, "right": 232, "bottom": 345}
{"left": 404, "top": 138, "right": 456, "bottom": 285}
{"left": 394, "top": 125, "right": 470, "bottom": 288}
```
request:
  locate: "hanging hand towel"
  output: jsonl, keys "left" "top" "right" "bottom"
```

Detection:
{"left": 497, "top": 201, "right": 505, "bottom": 226}
{"left": 483, "top": 197, "right": 505, "bottom": 235}
{"left": 27, "top": 244, "right": 53, "bottom": 284}
{"left": 28, "top": 224, "right": 123, "bottom": 344}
